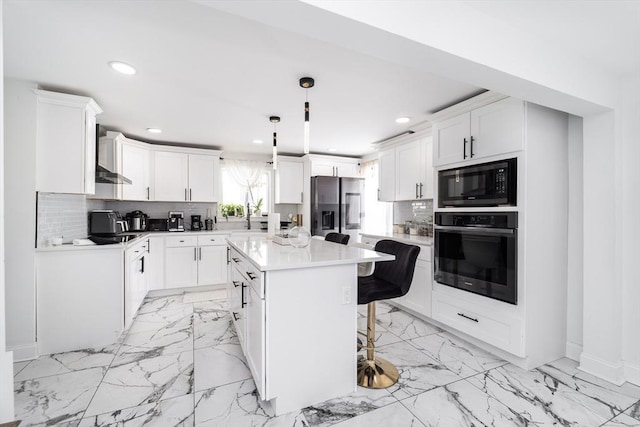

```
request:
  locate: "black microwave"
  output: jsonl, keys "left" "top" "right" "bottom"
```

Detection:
{"left": 438, "top": 158, "right": 517, "bottom": 207}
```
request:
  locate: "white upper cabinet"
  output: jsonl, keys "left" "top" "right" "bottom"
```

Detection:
{"left": 34, "top": 89, "right": 102, "bottom": 194}
{"left": 121, "top": 140, "right": 151, "bottom": 201}
{"left": 152, "top": 151, "right": 190, "bottom": 201}
{"left": 306, "top": 154, "right": 360, "bottom": 177}
{"left": 151, "top": 149, "right": 220, "bottom": 202}
{"left": 377, "top": 148, "right": 395, "bottom": 202}
{"left": 188, "top": 154, "right": 219, "bottom": 202}
{"left": 433, "top": 97, "right": 524, "bottom": 167}
{"left": 275, "top": 156, "right": 304, "bottom": 204}
{"left": 395, "top": 139, "right": 423, "bottom": 200}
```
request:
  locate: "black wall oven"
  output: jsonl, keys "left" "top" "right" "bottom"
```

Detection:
{"left": 434, "top": 212, "right": 518, "bottom": 304}
{"left": 438, "top": 158, "right": 517, "bottom": 207}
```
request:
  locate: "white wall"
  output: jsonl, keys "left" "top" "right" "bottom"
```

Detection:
{"left": 4, "top": 78, "right": 38, "bottom": 360}
{"left": 565, "top": 115, "right": 583, "bottom": 360}
{"left": 1, "top": 0, "right": 17, "bottom": 420}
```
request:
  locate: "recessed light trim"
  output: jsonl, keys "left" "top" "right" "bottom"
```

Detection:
{"left": 146, "top": 128, "right": 162, "bottom": 134}
{"left": 109, "top": 61, "right": 136, "bottom": 75}
{"left": 395, "top": 117, "right": 411, "bottom": 124}
{"left": 252, "top": 139, "right": 264, "bottom": 144}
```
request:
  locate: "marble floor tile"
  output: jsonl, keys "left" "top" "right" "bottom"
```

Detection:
{"left": 356, "top": 317, "right": 403, "bottom": 350}
{"left": 127, "top": 303, "right": 194, "bottom": 335}
{"left": 538, "top": 358, "right": 640, "bottom": 412}
{"left": 626, "top": 401, "right": 640, "bottom": 420}
{"left": 302, "top": 387, "right": 397, "bottom": 426}
{"left": 194, "top": 299, "right": 228, "bottom": 313}
{"left": 13, "top": 360, "right": 30, "bottom": 377}
{"left": 357, "top": 301, "right": 395, "bottom": 318}
{"left": 403, "top": 378, "right": 530, "bottom": 427}
{"left": 194, "top": 310, "right": 239, "bottom": 349}
{"left": 137, "top": 294, "right": 188, "bottom": 315}
{"left": 372, "top": 340, "right": 462, "bottom": 400}
{"left": 117, "top": 322, "right": 193, "bottom": 362}
{"left": 15, "top": 345, "right": 119, "bottom": 382}
{"left": 194, "top": 343, "right": 252, "bottom": 392}
{"left": 194, "top": 378, "right": 308, "bottom": 426}
{"left": 602, "top": 412, "right": 640, "bottom": 426}
{"left": 407, "top": 332, "right": 507, "bottom": 379}
{"left": 14, "top": 367, "right": 106, "bottom": 426}
{"left": 331, "top": 401, "right": 424, "bottom": 427}
{"left": 467, "top": 363, "right": 628, "bottom": 426}
{"left": 78, "top": 393, "right": 195, "bottom": 427}
{"left": 374, "top": 309, "right": 442, "bottom": 341}
{"left": 84, "top": 350, "right": 194, "bottom": 417}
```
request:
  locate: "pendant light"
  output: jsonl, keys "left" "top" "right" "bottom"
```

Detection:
{"left": 299, "top": 77, "right": 314, "bottom": 154}
{"left": 270, "top": 116, "right": 280, "bottom": 170}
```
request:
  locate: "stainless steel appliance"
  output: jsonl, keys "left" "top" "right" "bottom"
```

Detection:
{"left": 438, "top": 158, "right": 517, "bottom": 207}
{"left": 125, "top": 210, "right": 148, "bottom": 232}
{"left": 168, "top": 211, "right": 184, "bottom": 232}
{"left": 147, "top": 218, "right": 168, "bottom": 231}
{"left": 89, "top": 210, "right": 128, "bottom": 236}
{"left": 310, "top": 176, "right": 364, "bottom": 241}
{"left": 191, "top": 215, "right": 203, "bottom": 231}
{"left": 94, "top": 124, "right": 132, "bottom": 185}
{"left": 434, "top": 211, "right": 518, "bottom": 304}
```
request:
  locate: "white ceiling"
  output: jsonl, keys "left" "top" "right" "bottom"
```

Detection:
{"left": 4, "top": 1, "right": 638, "bottom": 157}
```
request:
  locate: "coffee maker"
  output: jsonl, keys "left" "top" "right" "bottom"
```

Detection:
{"left": 191, "top": 215, "right": 203, "bottom": 231}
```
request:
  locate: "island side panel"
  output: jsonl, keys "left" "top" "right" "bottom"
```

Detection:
{"left": 265, "top": 263, "right": 357, "bottom": 415}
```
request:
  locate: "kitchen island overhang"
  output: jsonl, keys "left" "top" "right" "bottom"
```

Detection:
{"left": 226, "top": 235, "right": 393, "bottom": 415}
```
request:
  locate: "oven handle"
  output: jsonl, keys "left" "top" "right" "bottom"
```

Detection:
{"left": 434, "top": 225, "right": 516, "bottom": 235}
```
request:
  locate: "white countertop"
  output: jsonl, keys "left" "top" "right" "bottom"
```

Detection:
{"left": 360, "top": 231, "right": 433, "bottom": 246}
{"left": 226, "top": 235, "right": 394, "bottom": 272}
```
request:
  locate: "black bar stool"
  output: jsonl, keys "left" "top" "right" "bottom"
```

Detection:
{"left": 325, "top": 232, "right": 350, "bottom": 245}
{"left": 357, "top": 239, "right": 420, "bottom": 389}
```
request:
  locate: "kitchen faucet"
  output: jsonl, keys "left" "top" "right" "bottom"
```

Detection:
{"left": 246, "top": 203, "right": 251, "bottom": 230}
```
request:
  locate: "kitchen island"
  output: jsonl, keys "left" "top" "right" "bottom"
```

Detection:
{"left": 226, "top": 235, "right": 393, "bottom": 415}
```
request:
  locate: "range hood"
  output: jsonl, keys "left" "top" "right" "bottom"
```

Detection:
{"left": 95, "top": 125, "right": 132, "bottom": 184}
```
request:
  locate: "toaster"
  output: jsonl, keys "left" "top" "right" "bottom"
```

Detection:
{"left": 89, "top": 210, "right": 128, "bottom": 236}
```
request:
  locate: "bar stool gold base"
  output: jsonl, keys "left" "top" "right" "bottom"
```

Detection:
{"left": 356, "top": 355, "right": 399, "bottom": 389}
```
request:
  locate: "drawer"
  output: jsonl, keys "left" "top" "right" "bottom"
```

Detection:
{"left": 229, "top": 248, "right": 264, "bottom": 299}
{"left": 197, "top": 234, "right": 228, "bottom": 246}
{"left": 165, "top": 235, "right": 197, "bottom": 248}
{"left": 432, "top": 289, "right": 524, "bottom": 357}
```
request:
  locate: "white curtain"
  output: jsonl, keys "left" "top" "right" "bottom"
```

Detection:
{"left": 223, "top": 159, "right": 265, "bottom": 203}
{"left": 360, "top": 158, "right": 393, "bottom": 233}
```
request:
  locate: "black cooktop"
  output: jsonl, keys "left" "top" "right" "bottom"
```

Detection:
{"left": 89, "top": 234, "right": 142, "bottom": 245}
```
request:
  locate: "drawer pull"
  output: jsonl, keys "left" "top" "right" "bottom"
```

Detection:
{"left": 232, "top": 312, "right": 240, "bottom": 321}
{"left": 179, "top": 240, "right": 185, "bottom": 243}
{"left": 457, "top": 312, "right": 478, "bottom": 323}
{"left": 232, "top": 257, "right": 240, "bottom": 263}
{"left": 246, "top": 272, "right": 257, "bottom": 280}
{"left": 232, "top": 280, "right": 240, "bottom": 288}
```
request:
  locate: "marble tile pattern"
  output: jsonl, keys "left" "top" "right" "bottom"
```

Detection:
{"left": 13, "top": 292, "right": 640, "bottom": 426}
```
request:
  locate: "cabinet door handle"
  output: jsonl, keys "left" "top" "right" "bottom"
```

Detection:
{"left": 241, "top": 283, "right": 247, "bottom": 308}
{"left": 457, "top": 312, "right": 479, "bottom": 323}
{"left": 415, "top": 183, "right": 419, "bottom": 199}
{"left": 301, "top": 192, "right": 303, "bottom": 203}
{"left": 419, "top": 183, "right": 423, "bottom": 198}
{"left": 246, "top": 271, "right": 256, "bottom": 280}
{"left": 140, "top": 256, "right": 145, "bottom": 274}
{"left": 190, "top": 188, "right": 193, "bottom": 201}
{"left": 470, "top": 136, "right": 475, "bottom": 158}
{"left": 227, "top": 247, "right": 231, "bottom": 264}
{"left": 232, "top": 312, "right": 240, "bottom": 321}
{"left": 185, "top": 188, "right": 188, "bottom": 201}
{"left": 146, "top": 186, "right": 150, "bottom": 200}
{"left": 463, "top": 138, "right": 468, "bottom": 159}
{"left": 194, "top": 247, "right": 197, "bottom": 261}
{"left": 198, "top": 247, "right": 202, "bottom": 260}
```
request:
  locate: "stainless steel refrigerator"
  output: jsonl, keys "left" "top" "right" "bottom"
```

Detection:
{"left": 310, "top": 176, "right": 364, "bottom": 241}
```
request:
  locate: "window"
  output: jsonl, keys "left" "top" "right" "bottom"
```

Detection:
{"left": 220, "top": 160, "right": 270, "bottom": 217}
{"left": 361, "top": 159, "right": 392, "bottom": 232}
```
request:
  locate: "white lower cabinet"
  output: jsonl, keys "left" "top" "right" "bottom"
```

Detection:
{"left": 146, "top": 236, "right": 165, "bottom": 291}
{"left": 394, "top": 245, "right": 432, "bottom": 318}
{"left": 36, "top": 248, "right": 123, "bottom": 355}
{"left": 165, "top": 234, "right": 229, "bottom": 289}
{"left": 125, "top": 238, "right": 149, "bottom": 329}
{"left": 245, "top": 282, "right": 266, "bottom": 398}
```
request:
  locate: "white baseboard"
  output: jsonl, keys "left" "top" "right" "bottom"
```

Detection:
{"left": 624, "top": 361, "right": 640, "bottom": 386}
{"left": 8, "top": 343, "right": 37, "bottom": 362}
{"left": 579, "top": 352, "right": 625, "bottom": 385}
{"left": 565, "top": 341, "right": 582, "bottom": 361}
{"left": 0, "top": 351, "right": 15, "bottom": 423}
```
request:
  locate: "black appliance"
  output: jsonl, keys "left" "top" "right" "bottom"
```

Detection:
{"left": 125, "top": 210, "right": 148, "bottom": 232}
{"left": 89, "top": 210, "right": 128, "bottom": 236}
{"left": 310, "top": 176, "right": 363, "bottom": 241}
{"left": 147, "top": 218, "right": 169, "bottom": 232}
{"left": 438, "top": 158, "right": 517, "bottom": 207}
{"left": 88, "top": 234, "right": 142, "bottom": 245}
{"left": 168, "top": 211, "right": 184, "bottom": 232}
{"left": 434, "top": 211, "right": 518, "bottom": 304}
{"left": 191, "top": 215, "right": 203, "bottom": 231}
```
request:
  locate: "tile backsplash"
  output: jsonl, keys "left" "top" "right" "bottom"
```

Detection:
{"left": 393, "top": 199, "right": 434, "bottom": 234}
{"left": 37, "top": 193, "right": 105, "bottom": 247}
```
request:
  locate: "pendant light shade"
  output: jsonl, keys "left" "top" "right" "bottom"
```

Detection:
{"left": 270, "top": 116, "right": 280, "bottom": 170}
{"left": 299, "top": 77, "right": 314, "bottom": 154}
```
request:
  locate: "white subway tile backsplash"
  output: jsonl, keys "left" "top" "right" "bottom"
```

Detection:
{"left": 37, "top": 193, "right": 106, "bottom": 247}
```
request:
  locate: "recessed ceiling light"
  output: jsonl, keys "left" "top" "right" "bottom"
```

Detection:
{"left": 147, "top": 128, "right": 162, "bottom": 134}
{"left": 109, "top": 61, "right": 136, "bottom": 75}
{"left": 327, "top": 148, "right": 337, "bottom": 152}
{"left": 252, "top": 139, "right": 264, "bottom": 144}
{"left": 395, "top": 117, "right": 411, "bottom": 124}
